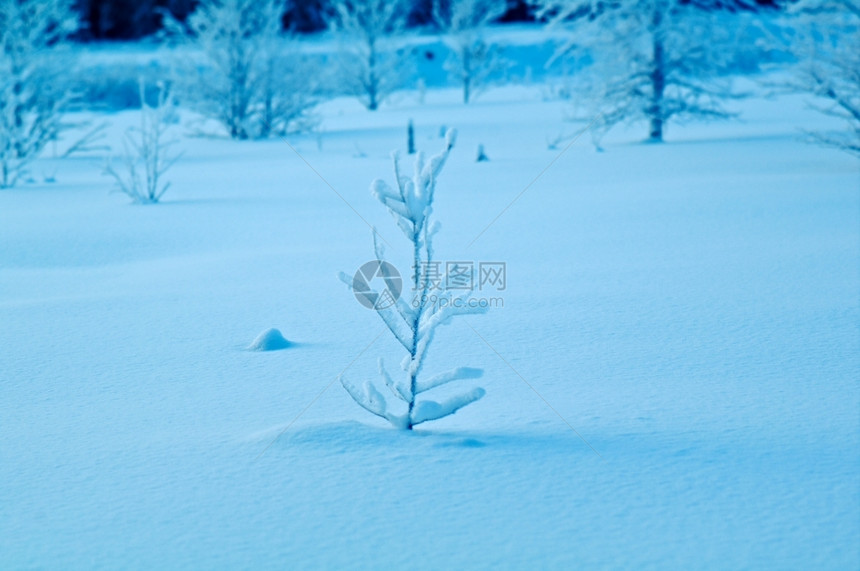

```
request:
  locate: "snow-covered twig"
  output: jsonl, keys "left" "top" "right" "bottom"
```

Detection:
{"left": 60, "top": 121, "right": 110, "bottom": 158}
{"left": 103, "top": 81, "right": 181, "bottom": 204}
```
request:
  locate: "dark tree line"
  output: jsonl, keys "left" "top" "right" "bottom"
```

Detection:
{"left": 72, "top": 0, "right": 780, "bottom": 41}
{"left": 72, "top": 0, "right": 538, "bottom": 40}
{"left": 74, "top": 0, "right": 195, "bottom": 39}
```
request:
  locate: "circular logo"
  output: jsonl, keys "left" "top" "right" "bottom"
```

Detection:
{"left": 353, "top": 260, "right": 402, "bottom": 310}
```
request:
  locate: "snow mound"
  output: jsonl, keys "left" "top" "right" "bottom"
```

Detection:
{"left": 247, "top": 328, "right": 291, "bottom": 351}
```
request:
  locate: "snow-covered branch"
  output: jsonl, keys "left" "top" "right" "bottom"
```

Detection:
{"left": 411, "top": 387, "right": 486, "bottom": 426}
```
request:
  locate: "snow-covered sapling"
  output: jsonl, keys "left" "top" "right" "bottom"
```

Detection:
{"left": 327, "top": 0, "right": 411, "bottom": 111}
{"left": 103, "top": 81, "right": 181, "bottom": 204}
{"left": 434, "top": 0, "right": 509, "bottom": 104}
{"left": 339, "top": 130, "right": 487, "bottom": 430}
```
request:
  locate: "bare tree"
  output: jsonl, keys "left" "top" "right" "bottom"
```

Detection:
{"left": 165, "top": 0, "right": 316, "bottom": 140}
{"left": 0, "top": 0, "right": 78, "bottom": 188}
{"left": 782, "top": 0, "right": 860, "bottom": 156}
{"left": 542, "top": 0, "right": 745, "bottom": 142}
{"left": 339, "top": 131, "right": 488, "bottom": 430}
{"left": 328, "top": 0, "right": 411, "bottom": 110}
{"left": 434, "top": 0, "right": 509, "bottom": 103}
{"left": 104, "top": 81, "right": 181, "bottom": 204}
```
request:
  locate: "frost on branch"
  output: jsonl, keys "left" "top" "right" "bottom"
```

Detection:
{"left": 778, "top": 0, "right": 860, "bottom": 157}
{"left": 541, "top": 0, "right": 748, "bottom": 142}
{"left": 0, "top": 0, "right": 78, "bottom": 188}
{"left": 340, "top": 129, "right": 487, "bottom": 430}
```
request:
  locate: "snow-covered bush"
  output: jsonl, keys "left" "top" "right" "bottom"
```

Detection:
{"left": 434, "top": 0, "right": 509, "bottom": 103}
{"left": 781, "top": 0, "right": 860, "bottom": 156}
{"left": 339, "top": 130, "right": 487, "bottom": 430}
{"left": 0, "top": 0, "right": 78, "bottom": 188}
{"left": 165, "top": 0, "right": 316, "bottom": 140}
{"left": 542, "top": 0, "right": 745, "bottom": 142}
{"left": 328, "top": 0, "right": 411, "bottom": 110}
{"left": 103, "top": 81, "right": 181, "bottom": 204}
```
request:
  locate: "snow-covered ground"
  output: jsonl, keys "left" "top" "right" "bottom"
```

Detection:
{"left": 1, "top": 80, "right": 858, "bottom": 568}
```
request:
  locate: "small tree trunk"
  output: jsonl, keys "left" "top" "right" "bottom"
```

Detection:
{"left": 476, "top": 144, "right": 488, "bottom": 162}
{"left": 12, "top": 76, "right": 25, "bottom": 157}
{"left": 260, "top": 75, "right": 273, "bottom": 137}
{"left": 367, "top": 43, "right": 379, "bottom": 111}
{"left": 649, "top": 111, "right": 663, "bottom": 143}
{"left": 462, "top": 49, "right": 472, "bottom": 104}
{"left": 648, "top": 6, "right": 666, "bottom": 143}
{"left": 260, "top": 103, "right": 272, "bottom": 138}
{"left": 367, "top": 69, "right": 379, "bottom": 110}
{"left": 405, "top": 235, "right": 424, "bottom": 430}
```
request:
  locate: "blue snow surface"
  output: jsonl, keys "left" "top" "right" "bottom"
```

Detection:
{"left": 1, "top": 42, "right": 859, "bottom": 571}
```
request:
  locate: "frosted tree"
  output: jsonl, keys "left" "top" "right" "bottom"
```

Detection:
{"left": 781, "top": 0, "right": 860, "bottom": 156}
{"left": 339, "top": 130, "right": 487, "bottom": 430}
{"left": 165, "top": 0, "right": 316, "bottom": 140}
{"left": 0, "top": 0, "right": 78, "bottom": 188}
{"left": 434, "top": 0, "right": 509, "bottom": 103}
{"left": 328, "top": 0, "right": 410, "bottom": 110}
{"left": 103, "top": 81, "right": 181, "bottom": 204}
{"left": 542, "top": 0, "right": 745, "bottom": 142}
